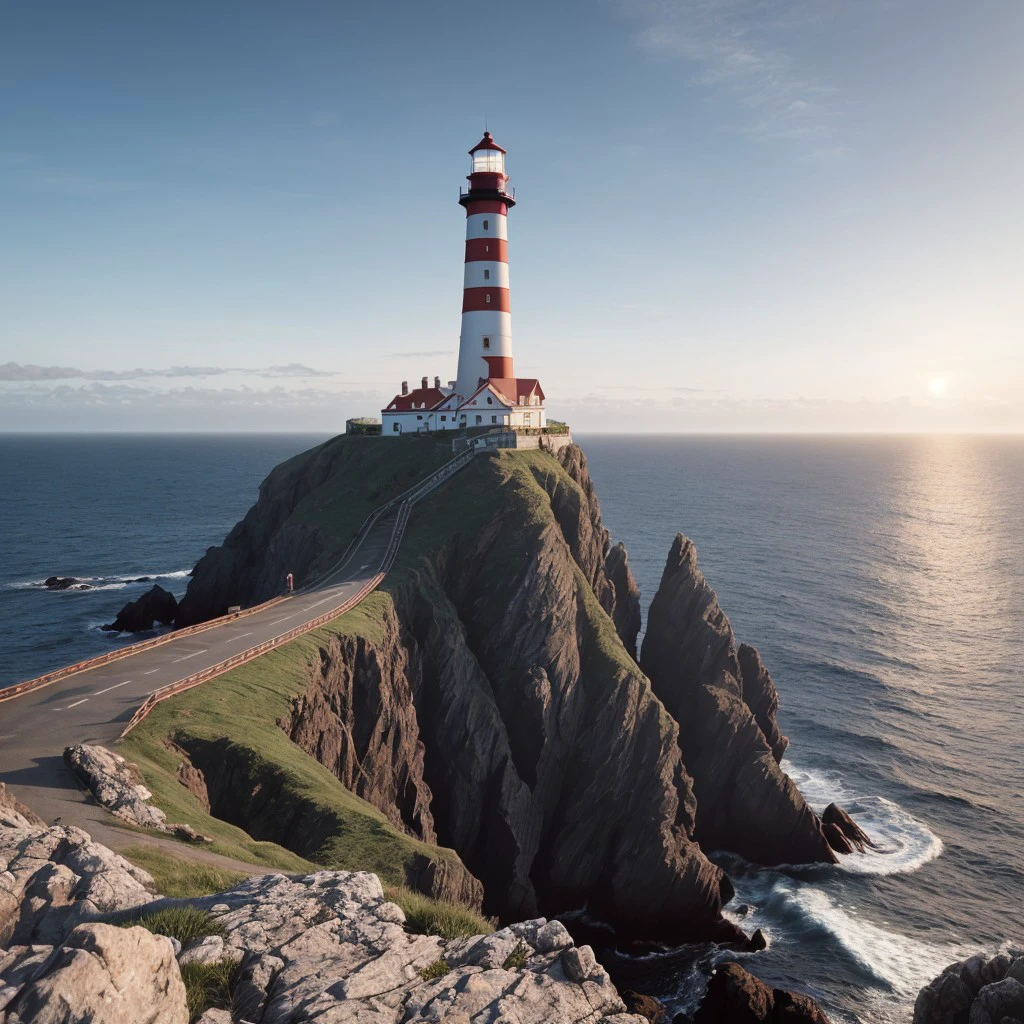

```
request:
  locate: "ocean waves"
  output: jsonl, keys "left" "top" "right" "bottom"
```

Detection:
{"left": 3, "top": 568, "right": 190, "bottom": 592}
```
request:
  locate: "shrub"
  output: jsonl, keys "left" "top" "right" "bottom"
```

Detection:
{"left": 117, "top": 904, "right": 225, "bottom": 946}
{"left": 418, "top": 957, "right": 451, "bottom": 982}
{"left": 180, "top": 958, "right": 238, "bottom": 1023}
{"left": 387, "top": 886, "right": 493, "bottom": 940}
{"left": 502, "top": 939, "right": 529, "bottom": 970}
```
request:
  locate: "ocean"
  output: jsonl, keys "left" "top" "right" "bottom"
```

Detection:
{"left": 1, "top": 433, "right": 1021, "bottom": 1022}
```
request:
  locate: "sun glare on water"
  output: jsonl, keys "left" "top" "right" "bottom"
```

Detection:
{"left": 928, "top": 377, "right": 947, "bottom": 397}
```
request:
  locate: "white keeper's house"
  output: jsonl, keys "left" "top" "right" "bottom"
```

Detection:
{"left": 382, "top": 132, "right": 546, "bottom": 436}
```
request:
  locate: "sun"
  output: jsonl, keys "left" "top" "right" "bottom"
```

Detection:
{"left": 928, "top": 376, "right": 947, "bottom": 397}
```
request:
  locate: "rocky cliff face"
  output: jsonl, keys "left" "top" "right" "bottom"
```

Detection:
{"left": 640, "top": 534, "right": 836, "bottom": 866}
{"left": 171, "top": 440, "right": 849, "bottom": 947}
{"left": 283, "top": 448, "right": 734, "bottom": 945}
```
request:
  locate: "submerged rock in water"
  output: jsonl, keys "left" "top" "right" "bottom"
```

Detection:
{"left": 102, "top": 584, "right": 178, "bottom": 632}
{"left": 822, "top": 803, "right": 874, "bottom": 852}
{"left": 694, "top": 962, "right": 831, "bottom": 1024}
{"left": 43, "top": 576, "right": 89, "bottom": 591}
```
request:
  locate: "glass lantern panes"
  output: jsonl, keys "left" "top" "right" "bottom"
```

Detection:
{"left": 471, "top": 148, "right": 505, "bottom": 174}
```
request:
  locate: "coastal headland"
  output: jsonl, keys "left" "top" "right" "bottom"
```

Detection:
{"left": 1, "top": 434, "right": 874, "bottom": 1020}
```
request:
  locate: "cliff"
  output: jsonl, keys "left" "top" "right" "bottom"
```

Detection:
{"left": 143, "top": 440, "right": 846, "bottom": 948}
{"left": 640, "top": 534, "right": 836, "bottom": 865}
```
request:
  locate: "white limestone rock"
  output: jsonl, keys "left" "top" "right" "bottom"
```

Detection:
{"left": 6, "top": 922, "right": 188, "bottom": 1024}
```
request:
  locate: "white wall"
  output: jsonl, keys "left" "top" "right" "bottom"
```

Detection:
{"left": 465, "top": 212, "right": 508, "bottom": 241}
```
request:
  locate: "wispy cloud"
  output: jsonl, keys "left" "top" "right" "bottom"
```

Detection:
{"left": 0, "top": 362, "right": 339, "bottom": 382}
{"left": 615, "top": 0, "right": 845, "bottom": 143}
{"left": 384, "top": 350, "right": 454, "bottom": 360}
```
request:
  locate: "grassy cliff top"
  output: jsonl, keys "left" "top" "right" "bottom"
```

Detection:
{"left": 119, "top": 441, "right": 644, "bottom": 929}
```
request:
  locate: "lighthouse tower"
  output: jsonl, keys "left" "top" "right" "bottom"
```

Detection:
{"left": 454, "top": 132, "right": 516, "bottom": 399}
{"left": 380, "top": 132, "right": 545, "bottom": 436}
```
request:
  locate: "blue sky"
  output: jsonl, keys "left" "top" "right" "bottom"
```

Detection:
{"left": 1, "top": 0, "right": 1021, "bottom": 431}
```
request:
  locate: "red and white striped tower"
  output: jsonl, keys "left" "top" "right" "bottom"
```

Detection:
{"left": 455, "top": 132, "right": 516, "bottom": 398}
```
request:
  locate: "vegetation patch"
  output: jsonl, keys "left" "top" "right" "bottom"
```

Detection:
{"left": 502, "top": 939, "right": 530, "bottom": 970}
{"left": 117, "top": 904, "right": 224, "bottom": 946}
{"left": 389, "top": 886, "right": 492, "bottom": 940}
{"left": 418, "top": 957, "right": 451, "bottom": 982}
{"left": 120, "top": 845, "right": 247, "bottom": 898}
{"left": 180, "top": 957, "right": 238, "bottom": 1023}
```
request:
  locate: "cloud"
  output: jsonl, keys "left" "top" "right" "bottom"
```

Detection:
{"left": 615, "top": 0, "right": 845, "bottom": 143}
{"left": 384, "top": 350, "right": 454, "bottom": 360}
{"left": 0, "top": 362, "right": 339, "bottom": 382}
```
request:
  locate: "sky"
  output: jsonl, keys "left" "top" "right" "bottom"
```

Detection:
{"left": 1, "top": 0, "right": 1022, "bottom": 433}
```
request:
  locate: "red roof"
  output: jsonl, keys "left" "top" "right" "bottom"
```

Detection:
{"left": 386, "top": 386, "right": 446, "bottom": 412}
{"left": 469, "top": 131, "right": 506, "bottom": 155}
{"left": 463, "top": 378, "right": 544, "bottom": 407}
{"left": 487, "top": 377, "right": 544, "bottom": 405}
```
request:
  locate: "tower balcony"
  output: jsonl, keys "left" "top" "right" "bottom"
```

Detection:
{"left": 459, "top": 184, "right": 516, "bottom": 209}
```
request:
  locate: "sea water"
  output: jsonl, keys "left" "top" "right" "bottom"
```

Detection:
{"left": 1, "top": 432, "right": 1021, "bottom": 1022}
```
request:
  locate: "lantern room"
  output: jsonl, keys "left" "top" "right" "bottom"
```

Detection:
{"left": 470, "top": 132, "right": 506, "bottom": 175}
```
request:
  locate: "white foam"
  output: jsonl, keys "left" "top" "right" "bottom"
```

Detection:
{"left": 728, "top": 873, "right": 970, "bottom": 996}
{"left": 784, "top": 759, "right": 943, "bottom": 877}
{"left": 3, "top": 568, "right": 190, "bottom": 591}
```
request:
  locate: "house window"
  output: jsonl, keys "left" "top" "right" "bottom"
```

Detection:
{"left": 482, "top": 219, "right": 489, "bottom": 230}
{"left": 441, "top": 415, "right": 446, "bottom": 422}
{"left": 392, "top": 423, "right": 400, "bottom": 432}
{"left": 483, "top": 336, "right": 490, "bottom": 349}
{"left": 491, "top": 415, "right": 497, "bottom": 424}
{"left": 417, "top": 415, "right": 423, "bottom": 420}
{"left": 486, "top": 395, "right": 493, "bottom": 405}
{"left": 483, "top": 269, "right": 490, "bottom": 280}
{"left": 475, "top": 415, "right": 482, "bottom": 425}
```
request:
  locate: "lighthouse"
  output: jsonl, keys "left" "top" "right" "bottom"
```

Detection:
{"left": 381, "top": 132, "right": 545, "bottom": 435}
{"left": 455, "top": 132, "right": 515, "bottom": 399}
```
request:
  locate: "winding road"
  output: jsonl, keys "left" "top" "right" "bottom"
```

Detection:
{"left": 0, "top": 494, "right": 412, "bottom": 855}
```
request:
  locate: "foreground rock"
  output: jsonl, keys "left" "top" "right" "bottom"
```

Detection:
{"left": 694, "top": 962, "right": 830, "bottom": 1024}
{"left": 6, "top": 923, "right": 188, "bottom": 1024}
{"left": 103, "top": 583, "right": 178, "bottom": 632}
{"left": 914, "top": 951, "right": 1024, "bottom": 1024}
{"left": 63, "top": 744, "right": 209, "bottom": 842}
{"left": 0, "top": 797, "right": 651, "bottom": 1024}
{"left": 640, "top": 534, "right": 840, "bottom": 867}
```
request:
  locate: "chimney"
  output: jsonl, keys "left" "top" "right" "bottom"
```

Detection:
{"left": 434, "top": 376, "right": 441, "bottom": 389}
{"left": 401, "top": 381, "right": 408, "bottom": 396}
{"left": 421, "top": 376, "right": 428, "bottom": 390}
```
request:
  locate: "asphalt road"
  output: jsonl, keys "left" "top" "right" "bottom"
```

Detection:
{"left": 0, "top": 506, "right": 402, "bottom": 849}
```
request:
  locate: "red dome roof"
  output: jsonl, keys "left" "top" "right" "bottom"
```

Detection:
{"left": 469, "top": 131, "right": 506, "bottom": 154}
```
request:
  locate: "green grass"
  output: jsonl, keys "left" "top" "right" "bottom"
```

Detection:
{"left": 119, "top": 591, "right": 468, "bottom": 890}
{"left": 280, "top": 434, "right": 453, "bottom": 577}
{"left": 120, "top": 845, "right": 247, "bottom": 898}
{"left": 502, "top": 939, "right": 529, "bottom": 970}
{"left": 418, "top": 958, "right": 451, "bottom": 982}
{"left": 117, "top": 905, "right": 224, "bottom": 945}
{"left": 388, "top": 885, "right": 492, "bottom": 939}
{"left": 180, "top": 958, "right": 238, "bottom": 1023}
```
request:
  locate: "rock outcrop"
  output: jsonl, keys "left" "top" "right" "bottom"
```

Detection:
{"left": 6, "top": 923, "right": 188, "bottom": 1024}
{"left": 64, "top": 744, "right": 209, "bottom": 843}
{"left": 914, "top": 951, "right": 1024, "bottom": 1024}
{"left": 43, "top": 576, "right": 90, "bottom": 591}
{"left": 640, "top": 534, "right": 837, "bottom": 866}
{"left": 102, "top": 584, "right": 178, "bottom": 632}
{"left": 694, "top": 962, "right": 831, "bottom": 1024}
{"left": 0, "top": 800, "right": 658, "bottom": 1024}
